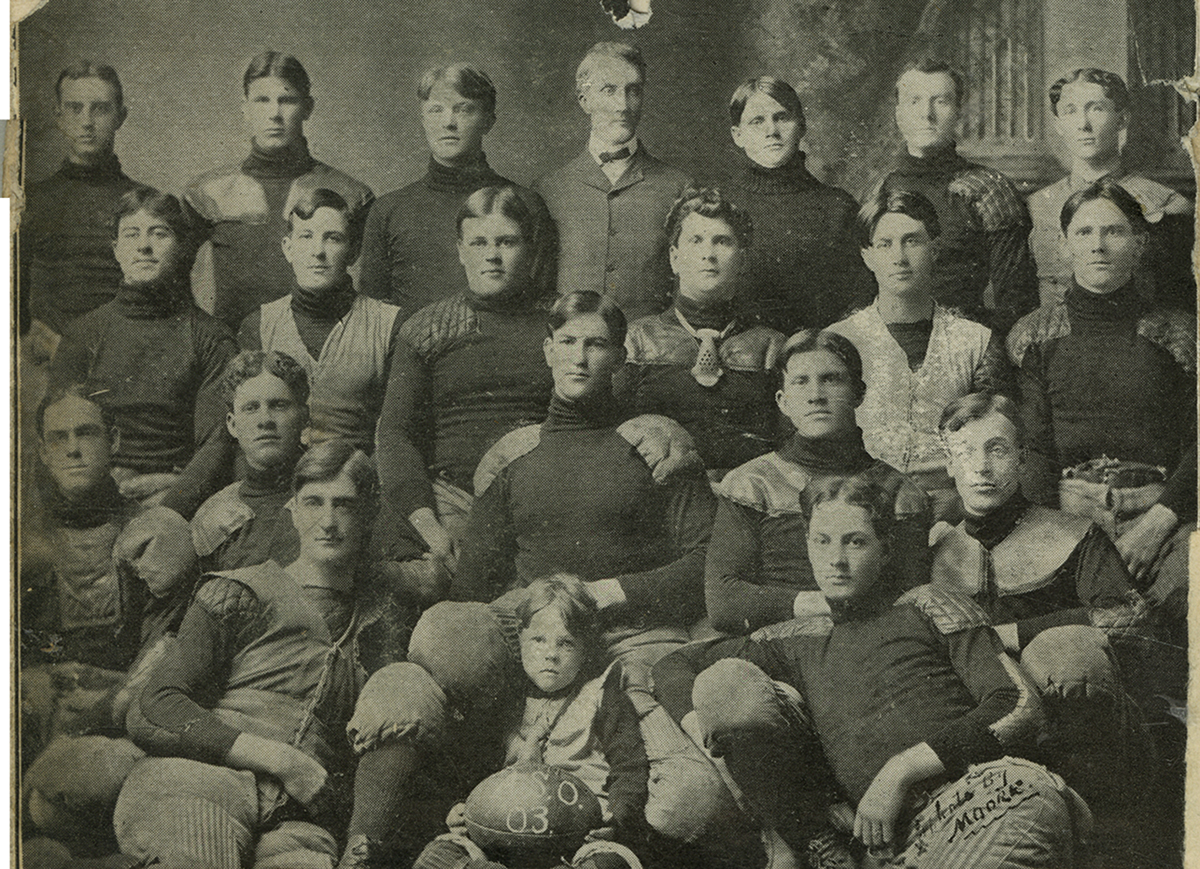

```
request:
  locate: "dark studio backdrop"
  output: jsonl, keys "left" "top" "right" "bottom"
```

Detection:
{"left": 16, "top": 0, "right": 1196, "bottom": 207}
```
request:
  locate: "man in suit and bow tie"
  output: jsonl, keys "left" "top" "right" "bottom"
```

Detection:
{"left": 535, "top": 42, "right": 691, "bottom": 322}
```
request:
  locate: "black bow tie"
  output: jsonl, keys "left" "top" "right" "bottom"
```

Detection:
{"left": 599, "top": 146, "right": 632, "bottom": 164}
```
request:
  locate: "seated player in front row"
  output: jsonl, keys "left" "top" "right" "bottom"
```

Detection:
{"left": 412, "top": 575, "right": 649, "bottom": 869}
{"left": 617, "top": 185, "right": 785, "bottom": 479}
{"left": 655, "top": 475, "right": 1092, "bottom": 868}
{"left": 704, "top": 329, "right": 931, "bottom": 635}
{"left": 339, "top": 292, "right": 735, "bottom": 869}
{"left": 114, "top": 441, "right": 378, "bottom": 869}
{"left": 828, "top": 187, "right": 1011, "bottom": 522}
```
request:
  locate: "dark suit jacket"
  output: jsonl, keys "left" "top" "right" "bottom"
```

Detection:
{"left": 535, "top": 146, "right": 690, "bottom": 322}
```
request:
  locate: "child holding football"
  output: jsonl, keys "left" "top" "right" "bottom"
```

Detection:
{"left": 413, "top": 574, "right": 650, "bottom": 869}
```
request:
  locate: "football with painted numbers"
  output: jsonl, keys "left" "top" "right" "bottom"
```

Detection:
{"left": 464, "top": 763, "right": 603, "bottom": 861}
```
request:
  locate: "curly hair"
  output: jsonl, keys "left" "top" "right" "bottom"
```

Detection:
{"left": 219, "top": 350, "right": 310, "bottom": 410}
{"left": 664, "top": 185, "right": 753, "bottom": 250}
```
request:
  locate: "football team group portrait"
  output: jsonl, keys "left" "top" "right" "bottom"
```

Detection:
{"left": 12, "top": 0, "right": 1195, "bottom": 867}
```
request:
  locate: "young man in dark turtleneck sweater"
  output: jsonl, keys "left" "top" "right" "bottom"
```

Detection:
{"left": 21, "top": 62, "right": 144, "bottom": 339}
{"left": 618, "top": 186, "right": 784, "bottom": 478}
{"left": 874, "top": 58, "right": 1037, "bottom": 334}
{"left": 185, "top": 52, "right": 373, "bottom": 328}
{"left": 358, "top": 63, "right": 554, "bottom": 320}
{"left": 1007, "top": 179, "right": 1194, "bottom": 629}
{"left": 49, "top": 188, "right": 237, "bottom": 518}
{"left": 705, "top": 330, "right": 931, "bottom": 635}
{"left": 238, "top": 188, "right": 403, "bottom": 450}
{"left": 191, "top": 350, "right": 309, "bottom": 572}
{"left": 723, "top": 76, "right": 869, "bottom": 333}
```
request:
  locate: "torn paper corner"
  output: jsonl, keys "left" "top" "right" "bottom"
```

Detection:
{"left": 11, "top": 0, "right": 50, "bottom": 26}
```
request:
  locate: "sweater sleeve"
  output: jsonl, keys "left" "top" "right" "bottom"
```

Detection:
{"left": 705, "top": 497, "right": 797, "bottom": 634}
{"left": 358, "top": 198, "right": 395, "bottom": 303}
{"left": 376, "top": 334, "right": 436, "bottom": 518}
{"left": 971, "top": 331, "right": 1016, "bottom": 398}
{"left": 609, "top": 467, "right": 716, "bottom": 627}
{"left": 596, "top": 668, "right": 649, "bottom": 836}
{"left": 451, "top": 468, "right": 519, "bottom": 603}
{"left": 984, "top": 227, "right": 1039, "bottom": 335}
{"left": 924, "top": 624, "right": 1020, "bottom": 777}
{"left": 160, "top": 320, "right": 238, "bottom": 518}
{"left": 131, "top": 576, "right": 265, "bottom": 763}
{"left": 1013, "top": 344, "right": 1060, "bottom": 506}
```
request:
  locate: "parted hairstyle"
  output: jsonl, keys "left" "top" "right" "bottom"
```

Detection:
{"left": 1049, "top": 68, "right": 1130, "bottom": 115}
{"left": 456, "top": 185, "right": 535, "bottom": 241}
{"left": 801, "top": 475, "right": 898, "bottom": 549}
{"left": 775, "top": 329, "right": 867, "bottom": 402}
{"left": 1059, "top": 176, "right": 1152, "bottom": 236}
{"left": 56, "top": 61, "right": 124, "bottom": 109}
{"left": 517, "top": 573, "right": 602, "bottom": 663}
{"left": 288, "top": 187, "right": 365, "bottom": 258}
{"left": 36, "top": 383, "right": 114, "bottom": 439}
{"left": 938, "top": 392, "right": 1025, "bottom": 447}
{"left": 896, "top": 56, "right": 965, "bottom": 107}
{"left": 419, "top": 63, "right": 497, "bottom": 117}
{"left": 292, "top": 438, "right": 380, "bottom": 521}
{"left": 728, "top": 76, "right": 805, "bottom": 136}
{"left": 547, "top": 290, "right": 628, "bottom": 348}
{"left": 244, "top": 51, "right": 312, "bottom": 100}
{"left": 576, "top": 42, "right": 646, "bottom": 96}
{"left": 219, "top": 350, "right": 311, "bottom": 411}
{"left": 112, "top": 187, "right": 204, "bottom": 270}
{"left": 856, "top": 187, "right": 941, "bottom": 249}
{"left": 665, "top": 185, "right": 753, "bottom": 250}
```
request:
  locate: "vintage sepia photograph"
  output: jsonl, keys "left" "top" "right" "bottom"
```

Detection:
{"left": 11, "top": 0, "right": 1196, "bottom": 867}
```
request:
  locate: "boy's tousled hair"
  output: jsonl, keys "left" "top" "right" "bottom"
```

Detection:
{"left": 665, "top": 185, "right": 753, "bottom": 250}
{"left": 517, "top": 574, "right": 601, "bottom": 662}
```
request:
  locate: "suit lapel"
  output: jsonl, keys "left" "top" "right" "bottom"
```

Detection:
{"left": 567, "top": 149, "right": 611, "bottom": 192}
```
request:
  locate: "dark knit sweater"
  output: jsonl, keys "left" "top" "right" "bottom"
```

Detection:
{"left": 20, "top": 155, "right": 144, "bottom": 333}
{"left": 878, "top": 147, "right": 1037, "bottom": 333}
{"left": 705, "top": 432, "right": 932, "bottom": 634}
{"left": 1008, "top": 281, "right": 1196, "bottom": 515}
{"left": 359, "top": 156, "right": 555, "bottom": 320}
{"left": 49, "top": 279, "right": 237, "bottom": 516}
{"left": 186, "top": 139, "right": 374, "bottom": 327}
{"left": 655, "top": 583, "right": 1019, "bottom": 805}
{"left": 723, "top": 153, "right": 870, "bottom": 331}
{"left": 195, "top": 463, "right": 300, "bottom": 573}
{"left": 377, "top": 290, "right": 551, "bottom": 517}
{"left": 454, "top": 394, "right": 716, "bottom": 637}
{"left": 959, "top": 494, "right": 1135, "bottom": 648}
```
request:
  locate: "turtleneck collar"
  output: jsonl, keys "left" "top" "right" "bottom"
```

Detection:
{"left": 46, "top": 474, "right": 125, "bottom": 529}
{"left": 424, "top": 154, "right": 497, "bottom": 193}
{"left": 463, "top": 286, "right": 534, "bottom": 314}
{"left": 242, "top": 459, "right": 296, "bottom": 498}
{"left": 828, "top": 575, "right": 902, "bottom": 623}
{"left": 674, "top": 292, "right": 738, "bottom": 331}
{"left": 60, "top": 153, "right": 126, "bottom": 182}
{"left": 737, "top": 151, "right": 821, "bottom": 195}
{"left": 777, "top": 429, "right": 875, "bottom": 475}
{"left": 544, "top": 392, "right": 623, "bottom": 433}
{"left": 116, "top": 277, "right": 191, "bottom": 319}
{"left": 1065, "top": 279, "right": 1144, "bottom": 322}
{"left": 893, "top": 144, "right": 968, "bottom": 177}
{"left": 963, "top": 491, "right": 1029, "bottom": 550}
{"left": 291, "top": 273, "right": 356, "bottom": 322}
{"left": 242, "top": 138, "right": 316, "bottom": 179}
